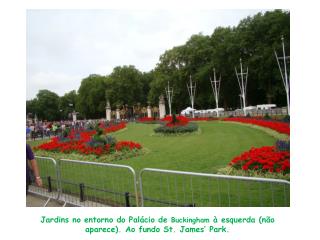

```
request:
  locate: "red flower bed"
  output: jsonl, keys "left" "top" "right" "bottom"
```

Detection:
{"left": 161, "top": 115, "right": 189, "bottom": 127}
{"left": 103, "top": 122, "right": 126, "bottom": 133}
{"left": 34, "top": 138, "right": 141, "bottom": 156}
{"left": 223, "top": 118, "right": 290, "bottom": 135}
{"left": 34, "top": 122, "right": 141, "bottom": 157}
{"left": 229, "top": 146, "right": 290, "bottom": 174}
{"left": 115, "top": 141, "right": 142, "bottom": 151}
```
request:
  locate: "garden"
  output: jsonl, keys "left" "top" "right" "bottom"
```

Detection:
{"left": 29, "top": 116, "right": 290, "bottom": 207}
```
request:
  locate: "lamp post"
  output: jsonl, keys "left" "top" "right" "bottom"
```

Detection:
{"left": 165, "top": 81, "right": 173, "bottom": 116}
{"left": 187, "top": 75, "right": 196, "bottom": 118}
{"left": 274, "top": 36, "right": 290, "bottom": 115}
{"left": 210, "top": 68, "right": 221, "bottom": 117}
{"left": 235, "top": 58, "right": 249, "bottom": 116}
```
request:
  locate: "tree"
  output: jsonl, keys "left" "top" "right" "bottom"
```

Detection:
{"left": 26, "top": 98, "right": 39, "bottom": 118}
{"left": 36, "top": 89, "right": 60, "bottom": 121}
{"left": 59, "top": 90, "right": 77, "bottom": 120}
{"left": 148, "top": 10, "right": 290, "bottom": 111}
{"left": 234, "top": 10, "right": 290, "bottom": 105}
{"left": 77, "top": 74, "right": 107, "bottom": 119}
{"left": 105, "top": 65, "right": 145, "bottom": 107}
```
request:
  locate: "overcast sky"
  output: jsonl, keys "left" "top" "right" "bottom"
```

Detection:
{"left": 27, "top": 9, "right": 267, "bottom": 100}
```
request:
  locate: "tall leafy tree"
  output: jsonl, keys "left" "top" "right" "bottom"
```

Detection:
{"left": 105, "top": 65, "right": 145, "bottom": 107}
{"left": 36, "top": 89, "right": 60, "bottom": 121}
{"left": 26, "top": 98, "right": 39, "bottom": 118}
{"left": 235, "top": 10, "right": 290, "bottom": 105}
{"left": 77, "top": 74, "right": 107, "bottom": 119}
{"left": 59, "top": 90, "right": 77, "bottom": 120}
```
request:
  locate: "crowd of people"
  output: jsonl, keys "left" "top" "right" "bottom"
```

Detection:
{"left": 26, "top": 120, "right": 99, "bottom": 140}
{"left": 26, "top": 119, "right": 125, "bottom": 140}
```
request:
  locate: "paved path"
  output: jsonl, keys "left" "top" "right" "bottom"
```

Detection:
{"left": 26, "top": 193, "right": 64, "bottom": 207}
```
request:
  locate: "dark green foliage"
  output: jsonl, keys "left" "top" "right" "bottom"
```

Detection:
{"left": 94, "top": 123, "right": 103, "bottom": 136}
{"left": 27, "top": 90, "right": 60, "bottom": 121}
{"left": 87, "top": 134, "right": 117, "bottom": 148}
{"left": 264, "top": 113, "right": 272, "bottom": 120}
{"left": 282, "top": 115, "right": 290, "bottom": 123}
{"left": 105, "top": 66, "right": 150, "bottom": 108}
{"left": 149, "top": 10, "right": 290, "bottom": 110}
{"left": 154, "top": 122, "right": 199, "bottom": 134}
{"left": 62, "top": 128, "right": 71, "bottom": 138}
{"left": 172, "top": 114, "right": 177, "bottom": 124}
{"left": 77, "top": 75, "right": 107, "bottom": 119}
{"left": 59, "top": 90, "right": 77, "bottom": 120}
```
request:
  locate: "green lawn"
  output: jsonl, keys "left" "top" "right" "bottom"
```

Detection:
{"left": 111, "top": 121, "right": 275, "bottom": 172}
{"left": 29, "top": 121, "right": 289, "bottom": 207}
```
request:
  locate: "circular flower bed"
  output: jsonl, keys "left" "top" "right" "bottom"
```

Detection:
{"left": 228, "top": 146, "right": 290, "bottom": 174}
{"left": 154, "top": 115, "right": 199, "bottom": 134}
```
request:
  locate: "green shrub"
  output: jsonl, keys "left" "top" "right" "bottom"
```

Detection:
{"left": 87, "top": 135, "right": 117, "bottom": 148}
{"left": 282, "top": 115, "right": 290, "bottom": 123}
{"left": 264, "top": 113, "right": 272, "bottom": 120}
{"left": 154, "top": 122, "right": 198, "bottom": 134}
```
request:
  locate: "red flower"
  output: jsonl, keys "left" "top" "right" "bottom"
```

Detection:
{"left": 223, "top": 118, "right": 290, "bottom": 135}
{"left": 161, "top": 115, "right": 189, "bottom": 127}
{"left": 229, "top": 145, "right": 290, "bottom": 174}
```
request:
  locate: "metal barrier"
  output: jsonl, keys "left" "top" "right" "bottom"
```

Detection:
{"left": 30, "top": 157, "right": 290, "bottom": 207}
{"left": 59, "top": 159, "right": 139, "bottom": 207}
{"left": 139, "top": 168, "right": 290, "bottom": 207}
{"left": 29, "top": 156, "right": 61, "bottom": 205}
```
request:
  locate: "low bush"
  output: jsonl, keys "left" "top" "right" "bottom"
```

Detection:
{"left": 154, "top": 122, "right": 198, "bottom": 134}
{"left": 87, "top": 135, "right": 117, "bottom": 148}
{"left": 263, "top": 113, "right": 272, "bottom": 120}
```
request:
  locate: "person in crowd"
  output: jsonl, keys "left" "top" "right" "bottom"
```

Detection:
{"left": 26, "top": 125, "right": 31, "bottom": 140}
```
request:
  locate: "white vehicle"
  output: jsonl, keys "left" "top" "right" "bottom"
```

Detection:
{"left": 206, "top": 108, "right": 224, "bottom": 113}
{"left": 194, "top": 110, "right": 207, "bottom": 115}
{"left": 181, "top": 107, "right": 196, "bottom": 115}
{"left": 244, "top": 106, "right": 257, "bottom": 111}
{"left": 256, "top": 104, "right": 277, "bottom": 110}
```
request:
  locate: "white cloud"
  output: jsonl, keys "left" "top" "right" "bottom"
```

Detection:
{"left": 27, "top": 9, "right": 267, "bottom": 100}
{"left": 27, "top": 72, "right": 82, "bottom": 99}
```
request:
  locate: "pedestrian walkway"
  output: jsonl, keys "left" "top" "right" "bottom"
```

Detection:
{"left": 27, "top": 186, "right": 110, "bottom": 207}
{"left": 26, "top": 193, "right": 65, "bottom": 207}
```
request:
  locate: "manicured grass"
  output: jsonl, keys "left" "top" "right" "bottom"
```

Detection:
{"left": 112, "top": 121, "right": 276, "bottom": 173}
{"left": 29, "top": 121, "right": 289, "bottom": 207}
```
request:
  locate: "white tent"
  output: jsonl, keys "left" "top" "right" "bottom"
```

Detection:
{"left": 181, "top": 107, "right": 196, "bottom": 115}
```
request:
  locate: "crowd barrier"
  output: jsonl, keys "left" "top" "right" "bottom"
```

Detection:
{"left": 30, "top": 157, "right": 290, "bottom": 207}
